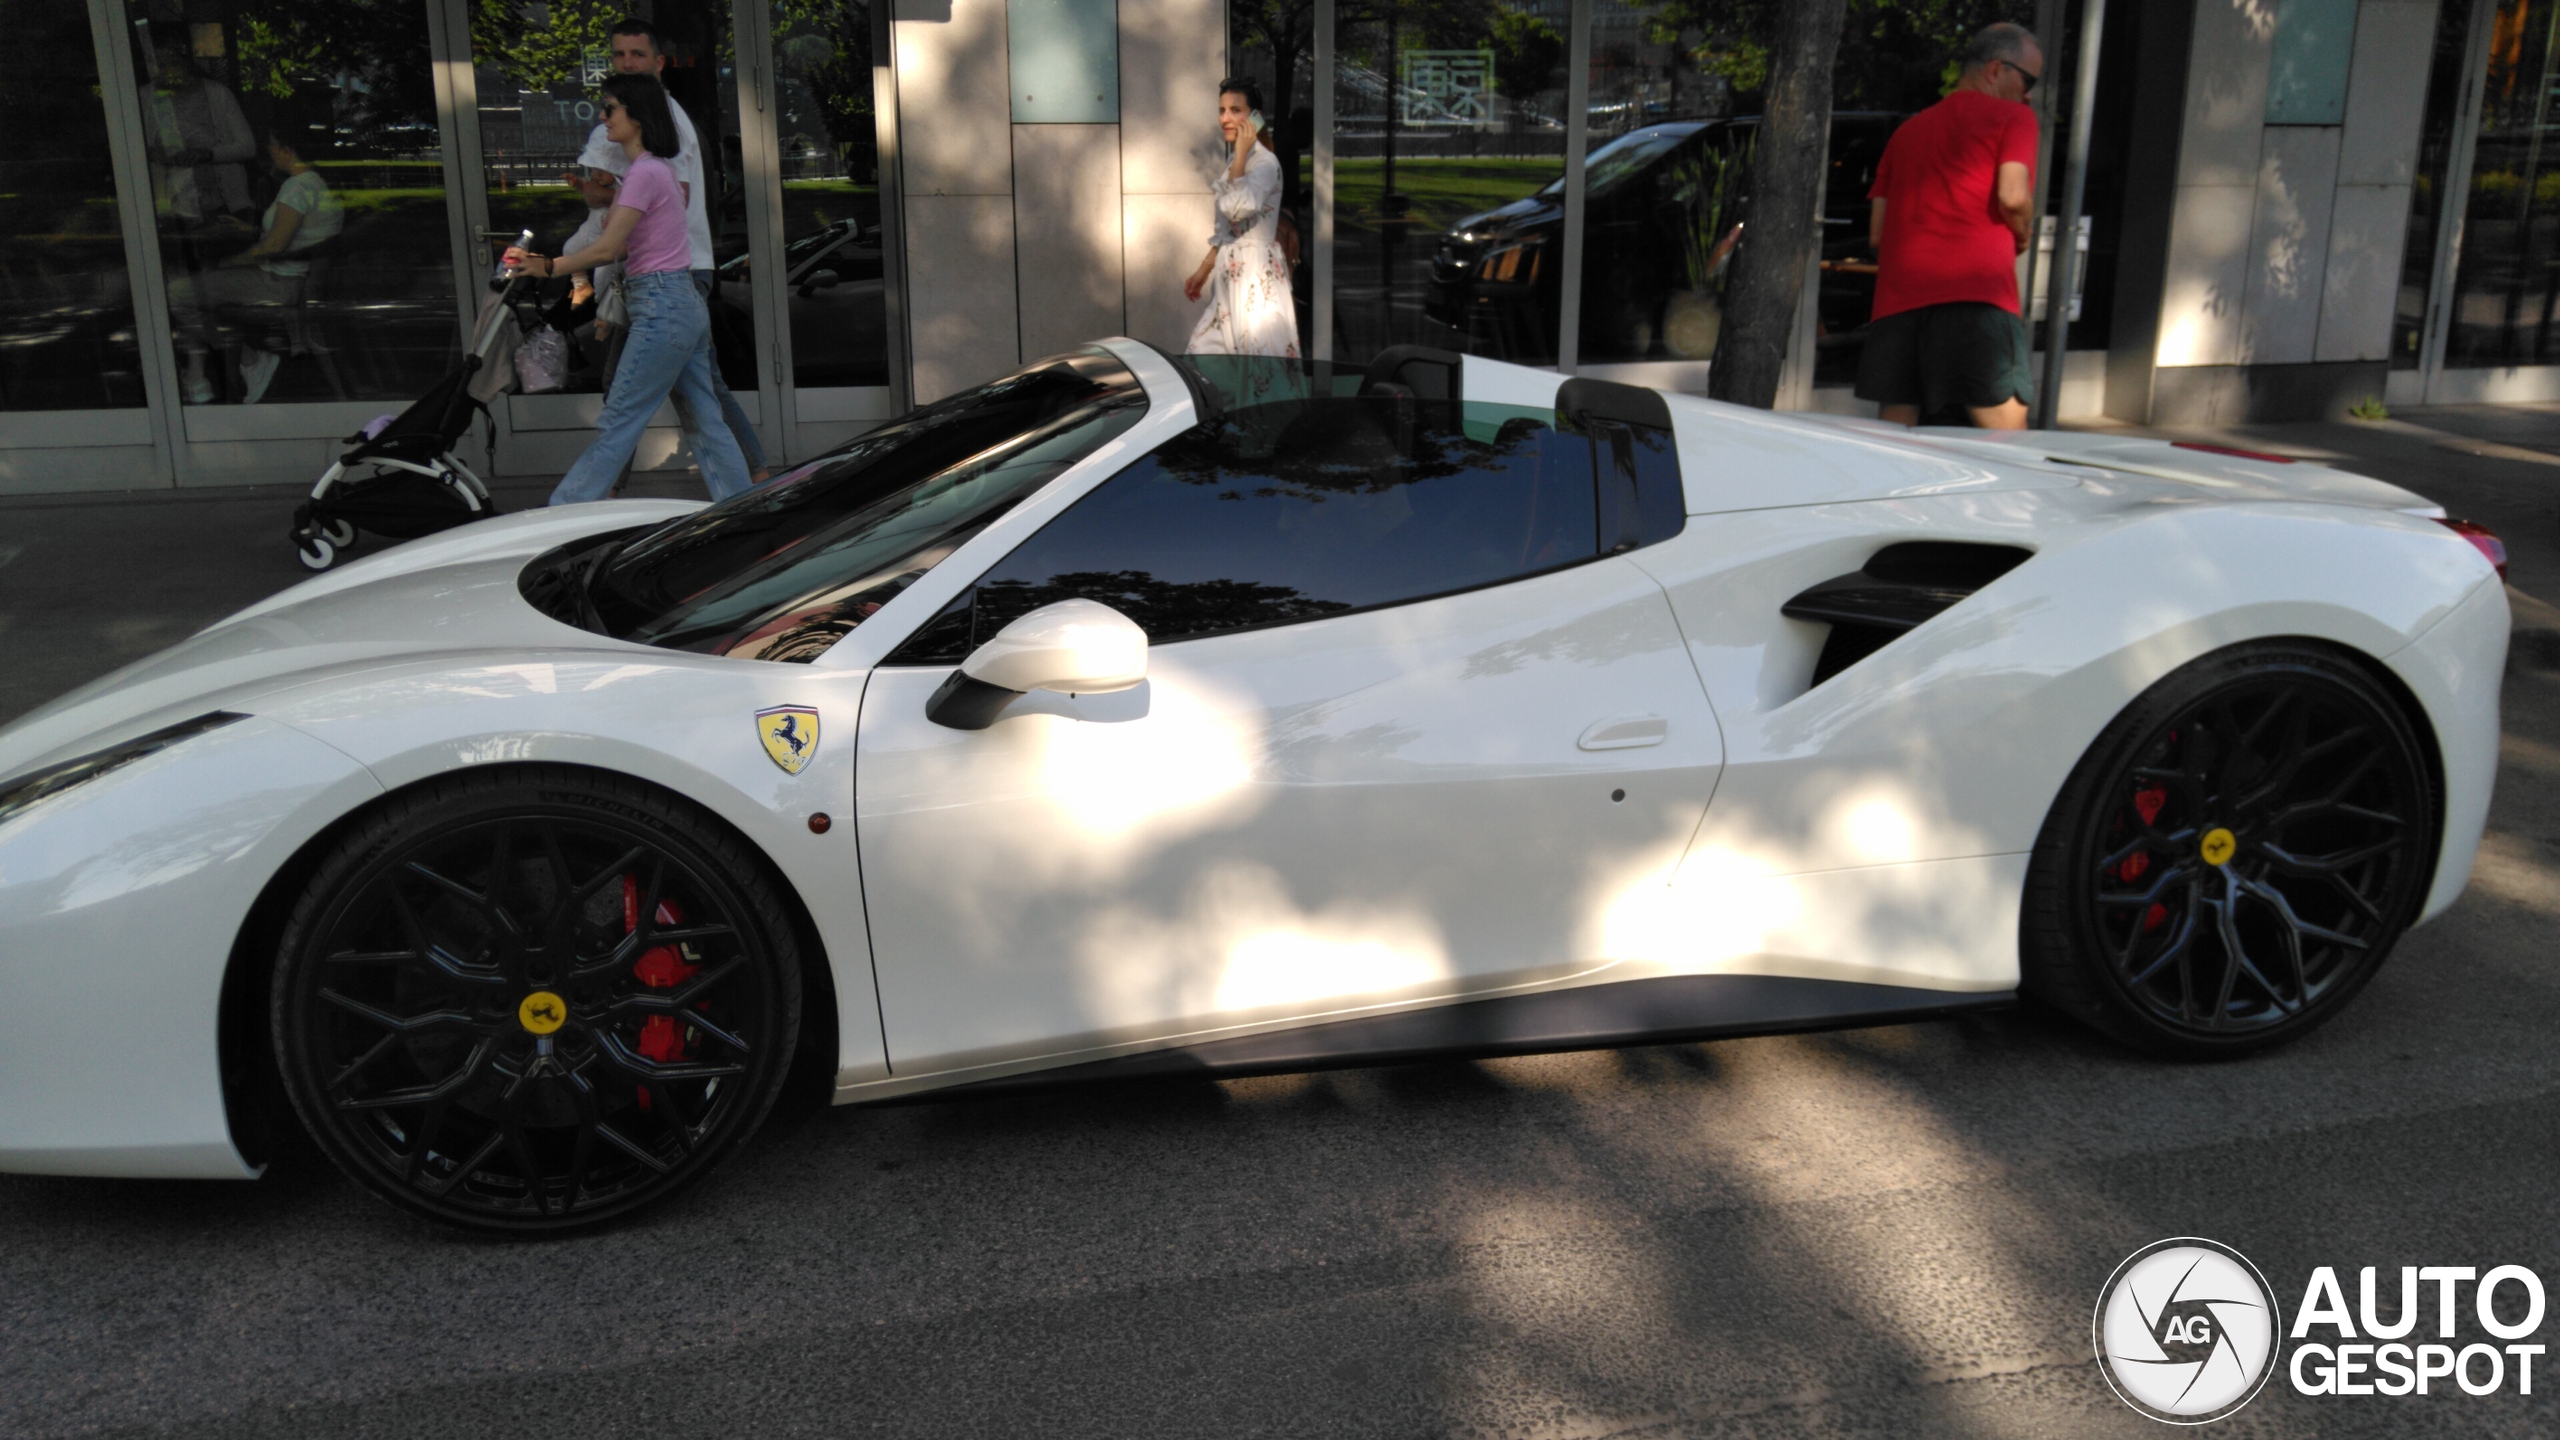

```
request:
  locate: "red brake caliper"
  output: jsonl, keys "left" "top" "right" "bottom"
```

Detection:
{"left": 624, "top": 874, "right": 700, "bottom": 1110}
{"left": 2121, "top": 785, "right": 2170, "bottom": 933}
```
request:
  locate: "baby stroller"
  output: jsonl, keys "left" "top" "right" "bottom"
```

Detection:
{"left": 288, "top": 273, "right": 540, "bottom": 571}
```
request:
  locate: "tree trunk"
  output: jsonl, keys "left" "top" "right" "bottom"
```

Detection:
{"left": 1706, "top": 0, "right": 1849, "bottom": 409}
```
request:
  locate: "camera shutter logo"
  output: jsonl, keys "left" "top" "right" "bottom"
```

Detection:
{"left": 2095, "top": 1237, "right": 2282, "bottom": 1423}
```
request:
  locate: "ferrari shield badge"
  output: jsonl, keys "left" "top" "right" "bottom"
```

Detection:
{"left": 755, "top": 706, "right": 820, "bottom": 775}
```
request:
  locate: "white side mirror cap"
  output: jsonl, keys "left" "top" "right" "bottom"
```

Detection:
{"left": 962, "top": 598, "right": 1148, "bottom": 695}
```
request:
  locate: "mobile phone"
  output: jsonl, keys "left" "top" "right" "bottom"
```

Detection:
{"left": 1248, "top": 110, "right": 1265, "bottom": 136}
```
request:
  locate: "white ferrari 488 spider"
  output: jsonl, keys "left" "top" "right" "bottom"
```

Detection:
{"left": 0, "top": 341, "right": 2508, "bottom": 1230}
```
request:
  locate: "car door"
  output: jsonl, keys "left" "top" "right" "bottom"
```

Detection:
{"left": 853, "top": 391, "right": 1723, "bottom": 1076}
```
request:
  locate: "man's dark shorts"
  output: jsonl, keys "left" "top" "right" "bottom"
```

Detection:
{"left": 1854, "top": 300, "right": 2037, "bottom": 412}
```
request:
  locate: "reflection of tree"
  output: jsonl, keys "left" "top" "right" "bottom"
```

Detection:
{"left": 775, "top": 0, "right": 875, "bottom": 177}
{"left": 469, "top": 0, "right": 623, "bottom": 92}
{"left": 1487, "top": 10, "right": 1564, "bottom": 102}
{"left": 1149, "top": 399, "right": 1551, "bottom": 502}
{"left": 213, "top": 0, "right": 435, "bottom": 148}
{"left": 1231, "top": 0, "right": 1506, "bottom": 208}
{"left": 1643, "top": 0, "right": 2038, "bottom": 115}
{"left": 979, "top": 570, "right": 1350, "bottom": 642}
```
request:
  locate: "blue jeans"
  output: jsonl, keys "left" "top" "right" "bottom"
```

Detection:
{"left": 692, "top": 269, "right": 766, "bottom": 474}
{"left": 550, "top": 270, "right": 750, "bottom": 505}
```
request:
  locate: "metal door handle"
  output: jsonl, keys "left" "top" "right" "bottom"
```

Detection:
{"left": 1578, "top": 716, "right": 1667, "bottom": 750}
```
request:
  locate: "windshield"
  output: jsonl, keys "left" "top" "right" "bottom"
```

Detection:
{"left": 1536, "top": 127, "right": 1699, "bottom": 201}
{"left": 528, "top": 347, "right": 1146, "bottom": 662}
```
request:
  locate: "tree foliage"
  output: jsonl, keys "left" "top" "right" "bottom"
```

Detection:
{"left": 1637, "top": 0, "right": 2035, "bottom": 113}
{"left": 1487, "top": 9, "right": 1564, "bottom": 99}
{"left": 775, "top": 0, "right": 877, "bottom": 157}
{"left": 221, "top": 0, "right": 436, "bottom": 146}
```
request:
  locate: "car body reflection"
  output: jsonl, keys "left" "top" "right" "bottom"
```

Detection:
{"left": 1425, "top": 113, "right": 1903, "bottom": 377}
{"left": 708, "top": 217, "right": 887, "bottom": 391}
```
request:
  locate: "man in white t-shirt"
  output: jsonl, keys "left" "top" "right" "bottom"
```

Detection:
{"left": 590, "top": 18, "right": 768, "bottom": 479}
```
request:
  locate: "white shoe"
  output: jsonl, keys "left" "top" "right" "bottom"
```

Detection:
{"left": 182, "top": 373, "right": 215, "bottom": 405}
{"left": 240, "top": 350, "right": 281, "bottom": 405}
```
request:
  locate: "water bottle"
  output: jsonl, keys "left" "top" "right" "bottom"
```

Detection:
{"left": 493, "top": 228, "right": 534, "bottom": 285}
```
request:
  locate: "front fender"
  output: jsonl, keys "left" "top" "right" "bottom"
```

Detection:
{"left": 0, "top": 717, "right": 382, "bottom": 1178}
{"left": 257, "top": 654, "right": 888, "bottom": 1087}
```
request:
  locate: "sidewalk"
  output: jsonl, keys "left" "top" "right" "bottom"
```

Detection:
{"left": 3, "top": 409, "right": 2554, "bottom": 727}
{"left": 0, "top": 470, "right": 717, "bottom": 725}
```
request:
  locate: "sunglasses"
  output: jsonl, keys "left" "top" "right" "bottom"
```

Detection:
{"left": 2004, "top": 59, "right": 2040, "bottom": 94}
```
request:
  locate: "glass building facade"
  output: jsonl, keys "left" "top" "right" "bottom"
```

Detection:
{"left": 4, "top": 0, "right": 892, "bottom": 491}
{"left": 3, "top": 0, "right": 2545, "bottom": 493}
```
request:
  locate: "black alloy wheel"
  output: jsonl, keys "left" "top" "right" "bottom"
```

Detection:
{"left": 2023, "top": 642, "right": 2438, "bottom": 1056}
{"left": 273, "top": 767, "right": 801, "bottom": 1232}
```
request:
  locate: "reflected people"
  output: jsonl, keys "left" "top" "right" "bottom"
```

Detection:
{"left": 143, "top": 41, "right": 256, "bottom": 233}
{"left": 162, "top": 128, "right": 344, "bottom": 405}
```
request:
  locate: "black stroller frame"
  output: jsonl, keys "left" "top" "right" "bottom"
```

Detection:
{"left": 289, "top": 274, "right": 539, "bottom": 571}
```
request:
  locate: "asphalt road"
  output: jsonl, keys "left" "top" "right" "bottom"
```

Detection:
{"left": 3, "top": 414, "right": 2557, "bottom": 1438}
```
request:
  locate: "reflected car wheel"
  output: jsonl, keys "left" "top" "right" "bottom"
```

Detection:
{"left": 272, "top": 765, "right": 801, "bottom": 1232}
{"left": 2021, "top": 642, "right": 2438, "bottom": 1057}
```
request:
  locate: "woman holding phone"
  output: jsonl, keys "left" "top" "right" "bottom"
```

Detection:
{"left": 1183, "top": 78, "right": 1298, "bottom": 365}
{"left": 505, "top": 72, "right": 751, "bottom": 505}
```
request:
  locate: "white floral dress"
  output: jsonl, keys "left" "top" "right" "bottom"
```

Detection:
{"left": 1187, "top": 144, "right": 1300, "bottom": 362}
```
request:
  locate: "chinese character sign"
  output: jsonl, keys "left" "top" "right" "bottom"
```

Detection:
{"left": 1402, "top": 49, "right": 1493, "bottom": 125}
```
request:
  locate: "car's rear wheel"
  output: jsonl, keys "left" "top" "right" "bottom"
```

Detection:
{"left": 273, "top": 766, "right": 800, "bottom": 1232}
{"left": 2022, "top": 642, "right": 2437, "bottom": 1057}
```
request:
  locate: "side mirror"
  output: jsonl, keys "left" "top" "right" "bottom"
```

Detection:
{"left": 797, "top": 268, "right": 841, "bottom": 297}
{"left": 925, "top": 599, "right": 1147, "bottom": 730}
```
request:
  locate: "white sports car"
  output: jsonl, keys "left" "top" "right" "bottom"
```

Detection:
{"left": 0, "top": 341, "right": 2508, "bottom": 1231}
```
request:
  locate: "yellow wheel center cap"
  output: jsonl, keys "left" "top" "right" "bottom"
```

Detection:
{"left": 2200, "top": 827, "right": 2238, "bottom": 867}
{"left": 517, "top": 990, "right": 568, "bottom": 1035}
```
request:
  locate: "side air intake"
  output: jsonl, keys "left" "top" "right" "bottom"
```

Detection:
{"left": 1782, "top": 542, "right": 2033, "bottom": 687}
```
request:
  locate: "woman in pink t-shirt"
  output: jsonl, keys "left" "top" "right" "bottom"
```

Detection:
{"left": 509, "top": 73, "right": 750, "bottom": 503}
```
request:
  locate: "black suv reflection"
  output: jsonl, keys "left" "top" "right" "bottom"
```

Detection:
{"left": 1426, "top": 113, "right": 1903, "bottom": 374}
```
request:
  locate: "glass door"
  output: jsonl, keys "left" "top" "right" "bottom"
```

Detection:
{"left": 112, "top": 0, "right": 460, "bottom": 466}
{"left": 2, "top": 0, "right": 157, "bottom": 483}
{"left": 467, "top": 0, "right": 767, "bottom": 471}
{"left": 762, "top": 0, "right": 897, "bottom": 449}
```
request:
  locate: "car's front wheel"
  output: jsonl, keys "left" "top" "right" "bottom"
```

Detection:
{"left": 272, "top": 766, "right": 801, "bottom": 1232}
{"left": 2022, "top": 641, "right": 2438, "bottom": 1057}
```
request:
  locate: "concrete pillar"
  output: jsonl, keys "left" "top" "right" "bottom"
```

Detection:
{"left": 893, "top": 0, "right": 1224, "bottom": 403}
{"left": 2142, "top": 0, "right": 2438, "bottom": 423}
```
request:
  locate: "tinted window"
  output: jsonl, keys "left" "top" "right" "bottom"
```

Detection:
{"left": 890, "top": 395, "right": 1623, "bottom": 661}
{"left": 532, "top": 347, "right": 1145, "bottom": 662}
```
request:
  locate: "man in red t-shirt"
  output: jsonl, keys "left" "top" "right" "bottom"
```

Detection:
{"left": 1857, "top": 23, "right": 2042, "bottom": 428}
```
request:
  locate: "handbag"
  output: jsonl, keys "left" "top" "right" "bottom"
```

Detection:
{"left": 517, "top": 325, "right": 569, "bottom": 393}
{"left": 596, "top": 276, "right": 628, "bottom": 330}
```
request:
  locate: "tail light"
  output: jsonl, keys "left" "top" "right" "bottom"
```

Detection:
{"left": 2436, "top": 517, "right": 2508, "bottom": 579}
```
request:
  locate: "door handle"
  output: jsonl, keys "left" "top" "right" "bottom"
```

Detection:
{"left": 1578, "top": 715, "right": 1667, "bottom": 750}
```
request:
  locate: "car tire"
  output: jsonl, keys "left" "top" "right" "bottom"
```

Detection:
{"left": 2021, "top": 641, "right": 2438, "bottom": 1058}
{"left": 271, "top": 764, "right": 802, "bottom": 1232}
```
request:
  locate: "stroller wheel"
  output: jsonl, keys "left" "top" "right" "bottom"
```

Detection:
{"left": 318, "top": 517, "right": 358, "bottom": 549}
{"left": 294, "top": 533, "right": 338, "bottom": 572}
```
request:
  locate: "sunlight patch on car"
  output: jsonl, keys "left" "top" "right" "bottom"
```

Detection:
{"left": 1072, "top": 862, "right": 1452, "bottom": 1019}
{"left": 1034, "top": 668, "right": 1260, "bottom": 841}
